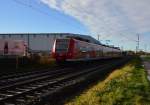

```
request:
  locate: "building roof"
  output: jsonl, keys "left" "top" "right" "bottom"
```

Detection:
{"left": 0, "top": 33, "right": 101, "bottom": 44}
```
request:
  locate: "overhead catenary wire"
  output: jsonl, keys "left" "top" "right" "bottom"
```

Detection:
{"left": 12, "top": 0, "right": 86, "bottom": 34}
{"left": 64, "top": 2, "right": 116, "bottom": 36}
{"left": 68, "top": 2, "right": 141, "bottom": 44}
{"left": 12, "top": 0, "right": 112, "bottom": 39}
{"left": 119, "top": 33, "right": 138, "bottom": 42}
{"left": 13, "top": 0, "right": 141, "bottom": 44}
{"left": 63, "top": 1, "right": 140, "bottom": 41}
{"left": 53, "top": 2, "right": 145, "bottom": 48}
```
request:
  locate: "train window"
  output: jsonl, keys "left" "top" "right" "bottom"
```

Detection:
{"left": 86, "top": 46, "right": 89, "bottom": 51}
{"left": 14, "top": 42, "right": 20, "bottom": 49}
{"left": 79, "top": 47, "right": 83, "bottom": 50}
{"left": 75, "top": 42, "right": 80, "bottom": 49}
{"left": 56, "top": 39, "right": 69, "bottom": 52}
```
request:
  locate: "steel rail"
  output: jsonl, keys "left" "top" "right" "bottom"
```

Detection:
{"left": 0, "top": 58, "right": 129, "bottom": 105}
{"left": 0, "top": 67, "right": 71, "bottom": 87}
{"left": 0, "top": 62, "right": 114, "bottom": 104}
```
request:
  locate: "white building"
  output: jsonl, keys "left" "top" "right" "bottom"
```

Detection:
{"left": 0, "top": 33, "right": 100, "bottom": 53}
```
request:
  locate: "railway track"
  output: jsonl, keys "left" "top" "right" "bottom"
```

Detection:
{"left": 0, "top": 65, "right": 62, "bottom": 78}
{"left": 0, "top": 66, "right": 57, "bottom": 78}
{"left": 0, "top": 58, "right": 130, "bottom": 105}
{"left": 0, "top": 60, "right": 110, "bottom": 87}
{"left": 0, "top": 67, "right": 71, "bottom": 87}
{"left": 0, "top": 64, "right": 108, "bottom": 105}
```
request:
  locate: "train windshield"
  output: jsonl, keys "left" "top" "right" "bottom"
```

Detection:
{"left": 56, "top": 39, "right": 69, "bottom": 53}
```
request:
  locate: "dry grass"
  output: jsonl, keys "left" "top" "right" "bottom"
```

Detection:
{"left": 39, "top": 56, "right": 56, "bottom": 65}
{"left": 65, "top": 58, "right": 150, "bottom": 105}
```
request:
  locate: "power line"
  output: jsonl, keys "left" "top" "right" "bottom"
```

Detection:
{"left": 66, "top": 2, "right": 116, "bottom": 35}
{"left": 119, "top": 33, "right": 137, "bottom": 42}
{"left": 45, "top": 1, "right": 140, "bottom": 43}
{"left": 12, "top": 0, "right": 85, "bottom": 33}
{"left": 97, "top": 34, "right": 100, "bottom": 41}
{"left": 13, "top": 0, "right": 140, "bottom": 46}
{"left": 136, "top": 34, "right": 140, "bottom": 52}
{"left": 13, "top": 0, "right": 123, "bottom": 40}
{"left": 66, "top": 3, "right": 139, "bottom": 42}
{"left": 144, "top": 44, "right": 147, "bottom": 52}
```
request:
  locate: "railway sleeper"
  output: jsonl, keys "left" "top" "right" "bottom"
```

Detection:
{"left": 4, "top": 103, "right": 15, "bottom": 105}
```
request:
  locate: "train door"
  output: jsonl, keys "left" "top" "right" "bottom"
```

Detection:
{"left": 73, "top": 41, "right": 79, "bottom": 59}
{"left": 100, "top": 45, "right": 104, "bottom": 57}
{"left": 98, "top": 45, "right": 103, "bottom": 57}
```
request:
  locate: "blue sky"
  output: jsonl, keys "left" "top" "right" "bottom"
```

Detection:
{"left": 0, "top": 0, "right": 150, "bottom": 52}
{"left": 0, "top": 0, "right": 88, "bottom": 34}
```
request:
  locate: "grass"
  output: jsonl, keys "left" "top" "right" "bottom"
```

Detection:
{"left": 65, "top": 57, "right": 150, "bottom": 105}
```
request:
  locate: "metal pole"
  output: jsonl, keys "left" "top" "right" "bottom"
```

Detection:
{"left": 121, "top": 46, "right": 124, "bottom": 51}
{"left": 145, "top": 44, "right": 147, "bottom": 52}
{"left": 27, "top": 33, "right": 30, "bottom": 52}
{"left": 137, "top": 34, "right": 139, "bottom": 52}
{"left": 136, "top": 34, "right": 139, "bottom": 54}
{"left": 97, "top": 34, "right": 100, "bottom": 42}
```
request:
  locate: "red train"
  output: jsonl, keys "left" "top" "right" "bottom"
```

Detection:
{"left": 52, "top": 38, "right": 122, "bottom": 62}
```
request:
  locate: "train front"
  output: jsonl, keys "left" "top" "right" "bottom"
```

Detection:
{"left": 52, "top": 38, "right": 74, "bottom": 62}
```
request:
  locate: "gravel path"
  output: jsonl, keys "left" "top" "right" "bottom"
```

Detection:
{"left": 143, "top": 60, "right": 150, "bottom": 81}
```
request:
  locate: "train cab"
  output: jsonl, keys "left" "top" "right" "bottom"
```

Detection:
{"left": 52, "top": 38, "right": 122, "bottom": 63}
{"left": 52, "top": 38, "right": 74, "bottom": 62}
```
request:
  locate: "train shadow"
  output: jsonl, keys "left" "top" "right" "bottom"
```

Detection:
{"left": 56, "top": 57, "right": 123, "bottom": 68}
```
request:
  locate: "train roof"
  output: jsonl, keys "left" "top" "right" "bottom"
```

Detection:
{"left": 58, "top": 38, "right": 121, "bottom": 50}
{"left": 100, "top": 44, "right": 120, "bottom": 50}
{"left": 64, "top": 33, "right": 100, "bottom": 44}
